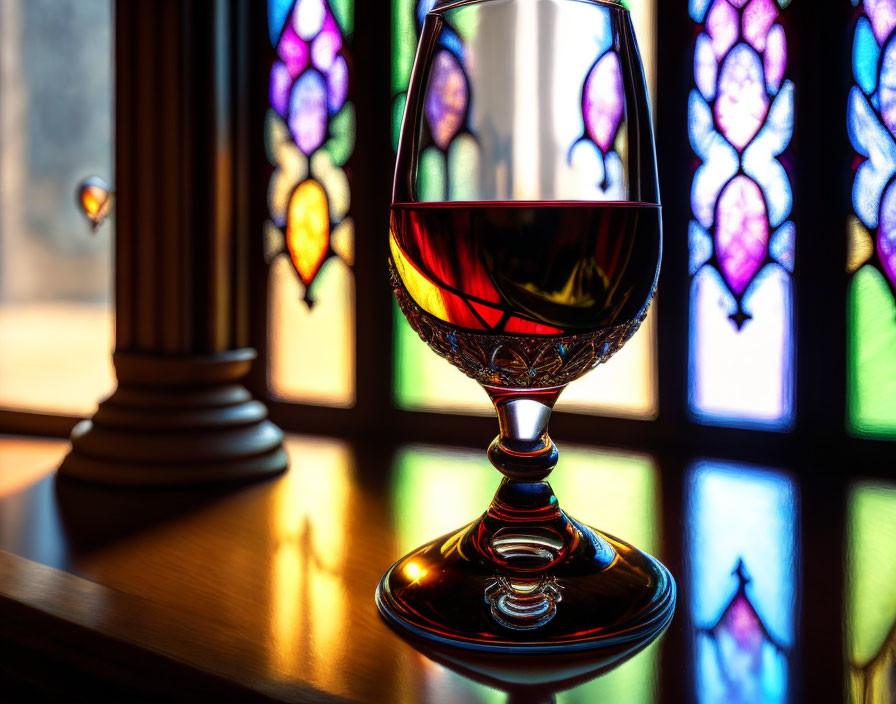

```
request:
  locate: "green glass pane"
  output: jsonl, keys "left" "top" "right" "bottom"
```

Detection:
{"left": 392, "top": 444, "right": 658, "bottom": 704}
{"left": 324, "top": 102, "right": 355, "bottom": 166}
{"left": 848, "top": 266, "right": 896, "bottom": 438}
{"left": 447, "top": 134, "right": 480, "bottom": 201}
{"left": 418, "top": 146, "right": 447, "bottom": 201}
{"left": 330, "top": 0, "right": 353, "bottom": 35}
{"left": 392, "top": 301, "right": 490, "bottom": 412}
{"left": 553, "top": 449, "right": 660, "bottom": 704}
{"left": 392, "top": 0, "right": 417, "bottom": 96}
{"left": 846, "top": 482, "right": 896, "bottom": 702}
{"left": 392, "top": 92, "right": 407, "bottom": 152}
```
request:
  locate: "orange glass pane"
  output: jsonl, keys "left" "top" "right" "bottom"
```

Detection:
{"left": 287, "top": 179, "right": 330, "bottom": 286}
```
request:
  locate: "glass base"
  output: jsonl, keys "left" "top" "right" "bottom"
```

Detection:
{"left": 376, "top": 509, "right": 676, "bottom": 654}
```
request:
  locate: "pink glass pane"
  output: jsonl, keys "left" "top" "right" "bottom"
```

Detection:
{"left": 270, "top": 61, "right": 292, "bottom": 118}
{"left": 706, "top": 0, "right": 739, "bottom": 59}
{"left": 289, "top": 70, "right": 329, "bottom": 154}
{"left": 312, "top": 13, "right": 343, "bottom": 72}
{"left": 878, "top": 181, "right": 896, "bottom": 287}
{"left": 328, "top": 54, "right": 349, "bottom": 115}
{"left": 865, "top": 0, "right": 896, "bottom": 45}
{"left": 295, "top": 0, "right": 326, "bottom": 40}
{"left": 278, "top": 22, "right": 310, "bottom": 77}
{"left": 765, "top": 24, "right": 787, "bottom": 93}
{"left": 584, "top": 51, "right": 624, "bottom": 153}
{"left": 715, "top": 44, "right": 769, "bottom": 151}
{"left": 715, "top": 175, "right": 769, "bottom": 295}
{"left": 720, "top": 593, "right": 764, "bottom": 654}
{"left": 424, "top": 50, "right": 468, "bottom": 151}
{"left": 742, "top": 0, "right": 777, "bottom": 53}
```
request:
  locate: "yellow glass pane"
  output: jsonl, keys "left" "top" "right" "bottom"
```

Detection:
{"left": 558, "top": 307, "right": 658, "bottom": 418}
{"left": 269, "top": 255, "right": 355, "bottom": 407}
{"left": 0, "top": 0, "right": 115, "bottom": 416}
{"left": 286, "top": 180, "right": 330, "bottom": 285}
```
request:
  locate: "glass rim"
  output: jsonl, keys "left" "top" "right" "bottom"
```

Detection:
{"left": 429, "top": 0, "right": 628, "bottom": 15}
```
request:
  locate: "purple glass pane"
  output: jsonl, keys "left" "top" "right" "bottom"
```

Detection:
{"left": 719, "top": 593, "right": 764, "bottom": 657}
{"left": 878, "top": 181, "right": 896, "bottom": 286}
{"left": 715, "top": 43, "right": 769, "bottom": 151}
{"left": 742, "top": 0, "right": 777, "bottom": 53}
{"left": 295, "top": 0, "right": 326, "bottom": 41}
{"left": 424, "top": 50, "right": 469, "bottom": 151}
{"left": 312, "top": 12, "right": 343, "bottom": 72}
{"left": 289, "top": 69, "right": 329, "bottom": 154}
{"left": 765, "top": 24, "right": 787, "bottom": 93}
{"left": 327, "top": 54, "right": 349, "bottom": 115}
{"left": 715, "top": 175, "right": 769, "bottom": 295}
{"left": 278, "top": 22, "right": 310, "bottom": 77}
{"left": 706, "top": 0, "right": 739, "bottom": 59}
{"left": 865, "top": 0, "right": 896, "bottom": 46}
{"left": 695, "top": 33, "right": 718, "bottom": 101}
{"left": 270, "top": 61, "right": 292, "bottom": 118}
{"left": 584, "top": 51, "right": 624, "bottom": 153}
{"left": 880, "top": 36, "right": 896, "bottom": 136}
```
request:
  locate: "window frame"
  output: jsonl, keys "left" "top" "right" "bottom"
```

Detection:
{"left": 0, "top": 0, "right": 889, "bottom": 475}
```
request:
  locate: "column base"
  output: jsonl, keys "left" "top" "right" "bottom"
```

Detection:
{"left": 58, "top": 349, "right": 288, "bottom": 487}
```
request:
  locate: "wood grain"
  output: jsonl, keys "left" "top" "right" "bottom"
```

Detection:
{"left": 0, "top": 436, "right": 517, "bottom": 702}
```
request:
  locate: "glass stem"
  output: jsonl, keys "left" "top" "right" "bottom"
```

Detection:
{"left": 485, "top": 386, "right": 564, "bottom": 484}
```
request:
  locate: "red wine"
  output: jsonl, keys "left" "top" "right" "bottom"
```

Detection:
{"left": 390, "top": 201, "right": 661, "bottom": 335}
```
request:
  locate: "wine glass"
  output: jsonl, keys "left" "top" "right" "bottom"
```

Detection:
{"left": 378, "top": 0, "right": 675, "bottom": 653}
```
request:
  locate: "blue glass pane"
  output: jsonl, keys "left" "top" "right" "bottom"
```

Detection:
{"left": 854, "top": 17, "right": 881, "bottom": 95}
{"left": 849, "top": 86, "right": 896, "bottom": 229}
{"left": 742, "top": 81, "right": 794, "bottom": 228}
{"left": 769, "top": 222, "right": 796, "bottom": 272}
{"left": 689, "top": 91, "right": 739, "bottom": 229}
{"left": 689, "top": 222, "right": 713, "bottom": 275}
{"left": 690, "top": 0, "right": 712, "bottom": 23}
{"left": 688, "top": 461, "right": 797, "bottom": 704}
{"left": 269, "top": 0, "right": 294, "bottom": 46}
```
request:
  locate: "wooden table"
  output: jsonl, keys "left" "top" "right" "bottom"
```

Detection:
{"left": 0, "top": 434, "right": 888, "bottom": 702}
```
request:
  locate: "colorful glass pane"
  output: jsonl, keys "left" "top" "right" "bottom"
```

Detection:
{"left": 848, "top": 2, "right": 896, "bottom": 438}
{"left": 393, "top": 444, "right": 660, "bottom": 703}
{"left": 267, "top": 0, "right": 355, "bottom": 406}
{"left": 687, "top": 460, "right": 797, "bottom": 704}
{"left": 847, "top": 482, "right": 896, "bottom": 704}
{"left": 392, "top": 0, "right": 659, "bottom": 418}
{"left": 688, "top": 0, "right": 795, "bottom": 429}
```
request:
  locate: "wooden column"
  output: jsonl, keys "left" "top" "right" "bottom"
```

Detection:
{"left": 59, "top": 0, "right": 288, "bottom": 485}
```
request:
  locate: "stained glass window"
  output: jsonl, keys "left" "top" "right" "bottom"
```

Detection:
{"left": 392, "top": 0, "right": 659, "bottom": 419}
{"left": 687, "top": 460, "right": 797, "bottom": 703}
{"left": 0, "top": 0, "right": 115, "bottom": 416}
{"left": 266, "top": 0, "right": 356, "bottom": 407}
{"left": 847, "top": 1, "right": 896, "bottom": 439}
{"left": 688, "top": 0, "right": 795, "bottom": 430}
{"left": 393, "top": 444, "right": 660, "bottom": 702}
{"left": 846, "top": 482, "right": 896, "bottom": 703}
